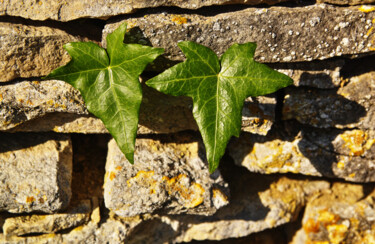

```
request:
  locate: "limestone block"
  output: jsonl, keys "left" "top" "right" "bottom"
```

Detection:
{"left": 228, "top": 124, "right": 375, "bottom": 182}
{"left": 1, "top": 80, "right": 275, "bottom": 135}
{"left": 291, "top": 183, "right": 375, "bottom": 244}
{"left": 0, "top": 22, "right": 89, "bottom": 82}
{"left": 3, "top": 200, "right": 91, "bottom": 237}
{"left": 104, "top": 134, "right": 230, "bottom": 217}
{"left": 0, "top": 0, "right": 290, "bottom": 22}
{"left": 125, "top": 174, "right": 330, "bottom": 243}
{"left": 0, "top": 133, "right": 72, "bottom": 213}
{"left": 104, "top": 5, "right": 375, "bottom": 64}
{"left": 283, "top": 72, "right": 375, "bottom": 129}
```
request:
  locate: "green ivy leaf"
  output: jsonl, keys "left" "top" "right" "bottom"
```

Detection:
{"left": 44, "top": 23, "right": 164, "bottom": 163}
{"left": 147, "top": 41, "right": 292, "bottom": 172}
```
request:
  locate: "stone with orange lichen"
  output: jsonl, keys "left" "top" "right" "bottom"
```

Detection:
{"left": 228, "top": 121, "right": 375, "bottom": 182}
{"left": 0, "top": 133, "right": 72, "bottom": 213}
{"left": 104, "top": 134, "right": 229, "bottom": 217}
{"left": 291, "top": 183, "right": 375, "bottom": 244}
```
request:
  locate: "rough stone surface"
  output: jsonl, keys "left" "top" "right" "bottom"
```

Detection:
{"left": 1, "top": 79, "right": 275, "bottom": 135}
{"left": 283, "top": 71, "right": 375, "bottom": 129}
{"left": 0, "top": 22, "right": 90, "bottom": 82}
{"left": 291, "top": 183, "right": 375, "bottom": 244}
{"left": 0, "top": 0, "right": 290, "bottom": 22}
{"left": 3, "top": 200, "right": 91, "bottom": 237}
{"left": 228, "top": 122, "right": 375, "bottom": 182}
{"left": 0, "top": 133, "right": 72, "bottom": 213}
{"left": 125, "top": 173, "right": 329, "bottom": 243}
{"left": 104, "top": 4, "right": 375, "bottom": 65}
{"left": 273, "top": 59, "right": 345, "bottom": 89}
{"left": 318, "top": 0, "right": 375, "bottom": 5}
{"left": 104, "top": 133, "right": 229, "bottom": 217}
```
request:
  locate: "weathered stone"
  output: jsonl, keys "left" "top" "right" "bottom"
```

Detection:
{"left": 291, "top": 183, "right": 375, "bottom": 244}
{"left": 228, "top": 123, "right": 375, "bottom": 182}
{"left": 104, "top": 133, "right": 229, "bottom": 217}
{"left": 104, "top": 4, "right": 375, "bottom": 65}
{"left": 0, "top": 22, "right": 91, "bottom": 82}
{"left": 283, "top": 72, "right": 375, "bottom": 129}
{"left": 1, "top": 79, "right": 275, "bottom": 135}
{"left": 273, "top": 59, "right": 345, "bottom": 89}
{"left": 125, "top": 174, "right": 329, "bottom": 243}
{"left": 0, "top": 133, "right": 72, "bottom": 213}
{"left": 3, "top": 200, "right": 91, "bottom": 237}
{"left": 0, "top": 0, "right": 290, "bottom": 22}
{"left": 318, "top": 0, "right": 375, "bottom": 5}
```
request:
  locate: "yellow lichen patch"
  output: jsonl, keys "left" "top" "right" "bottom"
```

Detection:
{"left": 115, "top": 166, "right": 122, "bottom": 171}
{"left": 349, "top": 172, "right": 356, "bottom": 178}
{"left": 212, "top": 188, "right": 228, "bottom": 202}
{"left": 317, "top": 209, "right": 340, "bottom": 226}
{"left": 337, "top": 161, "right": 345, "bottom": 169}
{"left": 339, "top": 130, "right": 375, "bottom": 156}
{"left": 163, "top": 174, "right": 204, "bottom": 208}
{"left": 26, "top": 196, "right": 35, "bottom": 203}
{"left": 109, "top": 172, "right": 116, "bottom": 181}
{"left": 304, "top": 218, "right": 320, "bottom": 233}
{"left": 127, "top": 170, "right": 155, "bottom": 187}
{"left": 359, "top": 5, "right": 375, "bottom": 13}
{"left": 171, "top": 15, "right": 188, "bottom": 25}
{"left": 327, "top": 223, "right": 348, "bottom": 244}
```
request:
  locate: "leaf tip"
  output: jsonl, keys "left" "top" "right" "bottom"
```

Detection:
{"left": 125, "top": 152, "right": 135, "bottom": 164}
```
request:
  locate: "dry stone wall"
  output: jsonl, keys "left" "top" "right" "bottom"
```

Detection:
{"left": 1, "top": 0, "right": 375, "bottom": 243}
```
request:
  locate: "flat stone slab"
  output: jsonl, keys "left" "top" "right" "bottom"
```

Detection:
{"left": 0, "top": 0, "right": 290, "bottom": 22}
{"left": 104, "top": 4, "right": 375, "bottom": 65}
{"left": 3, "top": 200, "right": 91, "bottom": 237}
{"left": 0, "top": 133, "right": 72, "bottom": 213}
{"left": 318, "top": 0, "right": 375, "bottom": 5}
{"left": 0, "top": 79, "right": 276, "bottom": 135}
{"left": 125, "top": 174, "right": 329, "bottom": 243}
{"left": 104, "top": 134, "right": 230, "bottom": 217}
{"left": 283, "top": 71, "right": 375, "bottom": 129}
{"left": 0, "top": 22, "right": 89, "bottom": 82}
{"left": 291, "top": 183, "right": 375, "bottom": 243}
{"left": 228, "top": 122, "right": 375, "bottom": 182}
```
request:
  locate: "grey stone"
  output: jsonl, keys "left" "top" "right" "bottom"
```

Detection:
{"left": 228, "top": 123, "right": 375, "bottom": 182}
{"left": 125, "top": 174, "right": 329, "bottom": 243}
{"left": 291, "top": 183, "right": 375, "bottom": 244}
{"left": 3, "top": 200, "right": 91, "bottom": 237}
{"left": 104, "top": 4, "right": 375, "bottom": 64}
{"left": 283, "top": 72, "right": 375, "bottom": 130}
{"left": 1, "top": 79, "right": 275, "bottom": 135}
{"left": 0, "top": 133, "right": 72, "bottom": 213}
{"left": 0, "top": 0, "right": 290, "bottom": 22}
{"left": 0, "top": 22, "right": 87, "bottom": 82}
{"left": 273, "top": 59, "right": 345, "bottom": 89}
{"left": 104, "top": 134, "right": 230, "bottom": 217}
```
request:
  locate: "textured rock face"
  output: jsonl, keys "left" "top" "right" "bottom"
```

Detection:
{"left": 0, "top": 22, "right": 89, "bottom": 82}
{"left": 283, "top": 72, "right": 375, "bottom": 129}
{"left": 3, "top": 200, "right": 91, "bottom": 237}
{"left": 0, "top": 0, "right": 290, "bottom": 22}
{"left": 104, "top": 134, "right": 229, "bottom": 217}
{"left": 318, "top": 0, "right": 375, "bottom": 5}
{"left": 104, "top": 4, "right": 375, "bottom": 65}
{"left": 228, "top": 122, "right": 375, "bottom": 182}
{"left": 0, "top": 133, "right": 72, "bottom": 213}
{"left": 124, "top": 173, "right": 329, "bottom": 243}
{"left": 291, "top": 183, "right": 375, "bottom": 244}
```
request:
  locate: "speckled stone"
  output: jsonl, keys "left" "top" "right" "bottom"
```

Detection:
{"left": 0, "top": 133, "right": 72, "bottom": 213}
{"left": 0, "top": 22, "right": 88, "bottom": 82}
{"left": 104, "top": 134, "right": 229, "bottom": 217}
{"left": 0, "top": 0, "right": 290, "bottom": 22}
{"left": 104, "top": 4, "right": 375, "bottom": 65}
{"left": 283, "top": 72, "right": 375, "bottom": 130}
{"left": 125, "top": 174, "right": 329, "bottom": 243}
{"left": 3, "top": 200, "right": 91, "bottom": 237}
{"left": 0, "top": 79, "right": 276, "bottom": 136}
{"left": 228, "top": 122, "right": 375, "bottom": 182}
{"left": 291, "top": 183, "right": 375, "bottom": 244}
